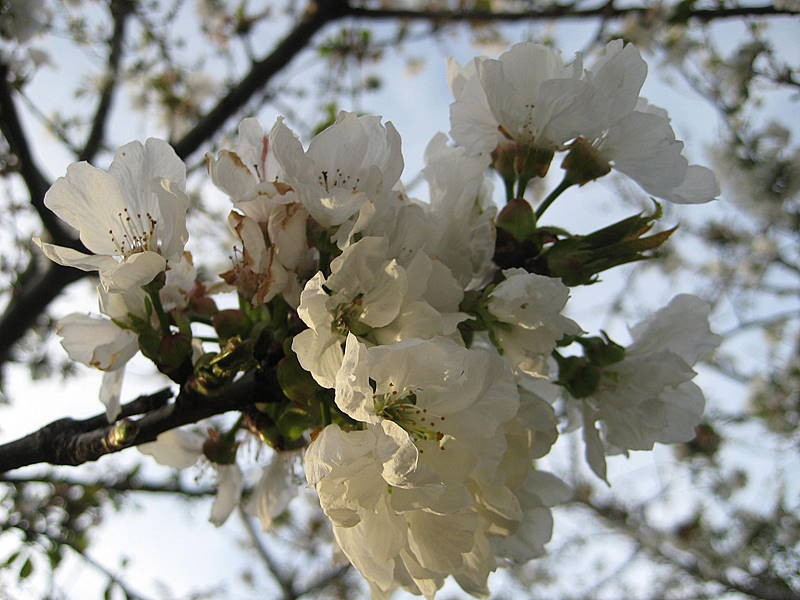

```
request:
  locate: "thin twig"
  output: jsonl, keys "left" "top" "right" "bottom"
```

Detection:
{"left": 238, "top": 507, "right": 297, "bottom": 600}
{"left": 0, "top": 62, "right": 67, "bottom": 242}
{"left": 0, "top": 473, "right": 216, "bottom": 496}
{"left": 295, "top": 563, "right": 351, "bottom": 598}
{"left": 574, "top": 496, "right": 799, "bottom": 600}
{"left": 345, "top": 3, "right": 793, "bottom": 25}
{"left": 720, "top": 309, "right": 800, "bottom": 339}
{"left": 78, "top": 0, "right": 133, "bottom": 162}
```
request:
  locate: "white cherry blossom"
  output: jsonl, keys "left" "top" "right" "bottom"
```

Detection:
{"left": 139, "top": 428, "right": 244, "bottom": 526}
{"left": 579, "top": 294, "right": 721, "bottom": 481}
{"left": 449, "top": 42, "right": 583, "bottom": 156}
{"left": 269, "top": 111, "right": 403, "bottom": 246}
{"left": 420, "top": 134, "right": 497, "bottom": 289}
{"left": 34, "top": 138, "right": 189, "bottom": 292}
{"left": 207, "top": 117, "right": 284, "bottom": 202}
{"left": 292, "top": 237, "right": 465, "bottom": 387}
{"left": 210, "top": 118, "right": 314, "bottom": 306}
{"left": 487, "top": 268, "right": 582, "bottom": 377}
{"left": 304, "top": 336, "right": 567, "bottom": 596}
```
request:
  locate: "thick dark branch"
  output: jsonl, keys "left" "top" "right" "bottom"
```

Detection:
{"left": 78, "top": 0, "right": 133, "bottom": 163}
{"left": 0, "top": 0, "right": 348, "bottom": 368}
{"left": 0, "top": 374, "right": 261, "bottom": 473}
{"left": 0, "top": 263, "right": 87, "bottom": 367}
{"left": 0, "top": 59, "right": 94, "bottom": 368}
{"left": 345, "top": 3, "right": 793, "bottom": 24}
{"left": 0, "top": 62, "right": 69, "bottom": 243}
{"left": 171, "top": 0, "right": 349, "bottom": 159}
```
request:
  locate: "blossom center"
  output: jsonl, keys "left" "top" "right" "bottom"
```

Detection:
{"left": 373, "top": 386, "right": 446, "bottom": 443}
{"left": 108, "top": 208, "right": 158, "bottom": 257}
{"left": 331, "top": 294, "right": 371, "bottom": 337}
{"left": 318, "top": 168, "right": 361, "bottom": 193}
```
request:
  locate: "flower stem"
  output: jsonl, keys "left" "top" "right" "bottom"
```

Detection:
{"left": 516, "top": 175, "right": 531, "bottom": 200}
{"left": 502, "top": 175, "right": 515, "bottom": 204}
{"left": 535, "top": 176, "right": 573, "bottom": 221}
{"left": 147, "top": 289, "right": 172, "bottom": 336}
{"left": 321, "top": 399, "right": 332, "bottom": 427}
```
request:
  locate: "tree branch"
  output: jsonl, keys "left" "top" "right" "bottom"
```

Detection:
{"left": 575, "top": 495, "right": 799, "bottom": 600}
{"left": 0, "top": 520, "right": 153, "bottom": 600}
{"left": 239, "top": 508, "right": 297, "bottom": 600}
{"left": 345, "top": 3, "right": 794, "bottom": 24}
{"left": 171, "top": 0, "right": 350, "bottom": 159}
{"left": 295, "top": 563, "right": 351, "bottom": 599}
{"left": 0, "top": 374, "right": 263, "bottom": 473}
{"left": 0, "top": 263, "right": 88, "bottom": 367}
{"left": 78, "top": 0, "right": 133, "bottom": 163}
{"left": 720, "top": 309, "right": 800, "bottom": 339}
{"left": 0, "top": 62, "right": 68, "bottom": 244}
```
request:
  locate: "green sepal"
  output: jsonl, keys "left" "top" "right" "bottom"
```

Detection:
{"left": 496, "top": 197, "right": 537, "bottom": 242}
{"left": 554, "top": 354, "right": 601, "bottom": 399}
{"left": 578, "top": 331, "right": 626, "bottom": 367}
{"left": 533, "top": 203, "right": 675, "bottom": 286}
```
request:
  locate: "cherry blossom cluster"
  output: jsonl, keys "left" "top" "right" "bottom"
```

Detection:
{"left": 36, "top": 41, "right": 721, "bottom": 598}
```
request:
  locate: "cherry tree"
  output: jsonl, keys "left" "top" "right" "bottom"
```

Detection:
{"left": 1, "top": 1, "right": 797, "bottom": 598}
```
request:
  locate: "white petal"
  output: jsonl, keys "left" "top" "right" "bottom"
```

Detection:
{"left": 34, "top": 239, "right": 117, "bottom": 273}
{"left": 209, "top": 149, "right": 257, "bottom": 199}
{"left": 374, "top": 420, "right": 419, "bottom": 487}
{"left": 56, "top": 313, "right": 138, "bottom": 370}
{"left": 661, "top": 164, "right": 720, "bottom": 204}
{"left": 581, "top": 406, "right": 609, "bottom": 483}
{"left": 210, "top": 464, "right": 244, "bottom": 526}
{"left": 43, "top": 162, "right": 129, "bottom": 254}
{"left": 246, "top": 451, "right": 300, "bottom": 531}
{"left": 99, "top": 369, "right": 125, "bottom": 422}
{"left": 138, "top": 428, "right": 204, "bottom": 468}
{"left": 99, "top": 251, "right": 166, "bottom": 292}
{"left": 292, "top": 327, "right": 343, "bottom": 389}
{"left": 109, "top": 138, "right": 186, "bottom": 202}
{"left": 334, "top": 334, "right": 376, "bottom": 423}
{"left": 303, "top": 424, "right": 372, "bottom": 485}
{"left": 406, "top": 511, "right": 477, "bottom": 573}
{"left": 628, "top": 294, "right": 721, "bottom": 365}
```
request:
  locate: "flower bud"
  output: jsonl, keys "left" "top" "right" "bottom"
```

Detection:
{"left": 496, "top": 197, "right": 537, "bottom": 242}
{"left": 537, "top": 204, "right": 675, "bottom": 286}
{"left": 562, "top": 137, "right": 611, "bottom": 185}
{"left": 212, "top": 309, "right": 251, "bottom": 340}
